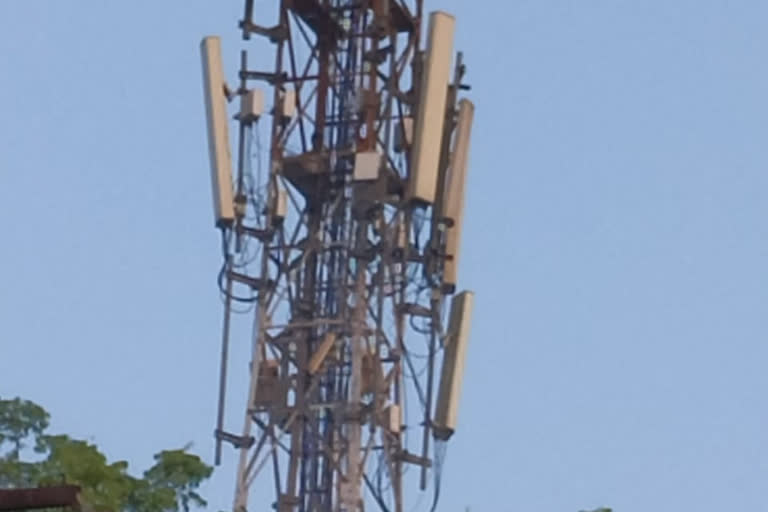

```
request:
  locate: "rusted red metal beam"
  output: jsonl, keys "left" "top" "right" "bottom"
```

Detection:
{"left": 287, "top": 0, "right": 343, "bottom": 41}
{"left": 0, "top": 485, "right": 81, "bottom": 511}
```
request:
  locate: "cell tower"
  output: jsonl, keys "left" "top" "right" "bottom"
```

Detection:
{"left": 200, "top": 2, "right": 475, "bottom": 511}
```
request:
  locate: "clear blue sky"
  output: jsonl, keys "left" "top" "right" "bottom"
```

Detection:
{"left": 2, "top": 1, "right": 767, "bottom": 511}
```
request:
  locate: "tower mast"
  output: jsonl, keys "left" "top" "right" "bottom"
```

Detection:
{"left": 201, "top": 2, "right": 476, "bottom": 511}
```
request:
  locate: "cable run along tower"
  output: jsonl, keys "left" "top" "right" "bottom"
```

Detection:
{"left": 200, "top": 2, "right": 476, "bottom": 511}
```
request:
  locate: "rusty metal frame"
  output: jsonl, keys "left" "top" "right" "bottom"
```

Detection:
{"left": 212, "top": 1, "right": 471, "bottom": 511}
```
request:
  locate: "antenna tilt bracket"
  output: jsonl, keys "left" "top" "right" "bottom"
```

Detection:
{"left": 215, "top": 429, "right": 256, "bottom": 449}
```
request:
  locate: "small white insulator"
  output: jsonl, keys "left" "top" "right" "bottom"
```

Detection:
{"left": 273, "top": 187, "right": 287, "bottom": 224}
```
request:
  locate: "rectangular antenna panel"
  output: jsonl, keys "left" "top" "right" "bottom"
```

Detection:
{"left": 353, "top": 151, "right": 381, "bottom": 181}
{"left": 274, "top": 187, "right": 287, "bottom": 219}
{"left": 387, "top": 404, "right": 401, "bottom": 434}
{"left": 443, "top": 99, "right": 475, "bottom": 289}
{"left": 279, "top": 89, "right": 297, "bottom": 119}
{"left": 407, "top": 11, "right": 455, "bottom": 204}
{"left": 241, "top": 89, "right": 264, "bottom": 122}
{"left": 434, "top": 290, "right": 474, "bottom": 440}
{"left": 200, "top": 36, "right": 234, "bottom": 227}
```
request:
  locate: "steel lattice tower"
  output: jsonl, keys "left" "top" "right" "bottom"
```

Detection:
{"left": 200, "top": 2, "right": 475, "bottom": 511}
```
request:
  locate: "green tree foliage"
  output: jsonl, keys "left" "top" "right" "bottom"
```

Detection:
{"left": 0, "top": 397, "right": 49, "bottom": 458}
{"left": 144, "top": 450, "right": 212, "bottom": 512}
{"left": 0, "top": 397, "right": 213, "bottom": 512}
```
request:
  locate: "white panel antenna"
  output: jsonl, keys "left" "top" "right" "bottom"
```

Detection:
{"left": 442, "top": 99, "right": 475, "bottom": 290}
{"left": 434, "top": 290, "right": 474, "bottom": 440}
{"left": 407, "top": 11, "right": 455, "bottom": 204}
{"left": 200, "top": 36, "right": 235, "bottom": 227}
